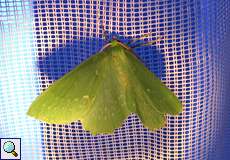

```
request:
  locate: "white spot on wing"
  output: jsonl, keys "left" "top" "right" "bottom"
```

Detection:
{"left": 83, "top": 95, "right": 89, "bottom": 99}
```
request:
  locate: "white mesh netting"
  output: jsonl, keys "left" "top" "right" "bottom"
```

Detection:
{"left": 0, "top": 0, "right": 229, "bottom": 159}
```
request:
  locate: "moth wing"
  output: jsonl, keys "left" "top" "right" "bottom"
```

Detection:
{"left": 27, "top": 51, "right": 108, "bottom": 124}
{"left": 124, "top": 49, "right": 182, "bottom": 116}
{"left": 97, "top": 46, "right": 168, "bottom": 132}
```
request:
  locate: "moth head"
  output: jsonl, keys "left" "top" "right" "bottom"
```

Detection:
{"left": 107, "top": 34, "right": 161, "bottom": 50}
{"left": 108, "top": 38, "right": 132, "bottom": 51}
{"left": 110, "top": 39, "right": 120, "bottom": 47}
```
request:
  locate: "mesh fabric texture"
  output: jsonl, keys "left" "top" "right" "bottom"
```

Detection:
{"left": 0, "top": 0, "right": 229, "bottom": 159}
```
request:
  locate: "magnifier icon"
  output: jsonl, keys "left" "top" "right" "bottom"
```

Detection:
{"left": 3, "top": 141, "right": 18, "bottom": 157}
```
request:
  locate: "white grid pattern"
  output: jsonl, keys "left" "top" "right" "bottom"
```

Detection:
{"left": 0, "top": 0, "right": 43, "bottom": 159}
{"left": 0, "top": 0, "right": 229, "bottom": 159}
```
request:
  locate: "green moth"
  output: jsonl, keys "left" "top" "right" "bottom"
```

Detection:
{"left": 27, "top": 36, "right": 182, "bottom": 135}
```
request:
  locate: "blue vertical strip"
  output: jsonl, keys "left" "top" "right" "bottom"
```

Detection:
{"left": 197, "top": 0, "right": 230, "bottom": 159}
{"left": 0, "top": 0, "right": 42, "bottom": 159}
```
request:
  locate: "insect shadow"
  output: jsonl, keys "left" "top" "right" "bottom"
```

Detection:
{"left": 36, "top": 34, "right": 166, "bottom": 159}
{"left": 37, "top": 35, "right": 165, "bottom": 84}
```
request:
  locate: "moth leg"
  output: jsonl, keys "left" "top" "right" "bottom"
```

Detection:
{"left": 101, "top": 23, "right": 109, "bottom": 42}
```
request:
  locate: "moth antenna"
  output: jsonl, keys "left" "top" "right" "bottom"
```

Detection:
{"left": 127, "top": 32, "right": 153, "bottom": 45}
{"left": 131, "top": 36, "right": 162, "bottom": 49}
{"left": 101, "top": 23, "right": 109, "bottom": 42}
